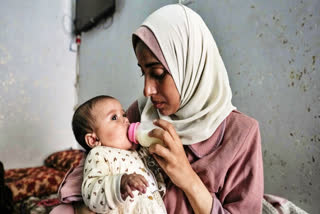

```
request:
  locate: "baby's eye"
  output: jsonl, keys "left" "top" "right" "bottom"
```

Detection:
{"left": 111, "top": 115, "right": 118, "bottom": 120}
{"left": 123, "top": 113, "right": 127, "bottom": 117}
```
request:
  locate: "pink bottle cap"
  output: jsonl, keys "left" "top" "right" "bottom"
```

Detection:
{"left": 128, "top": 122, "right": 140, "bottom": 144}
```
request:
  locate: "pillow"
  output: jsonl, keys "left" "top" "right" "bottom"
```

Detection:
{"left": 5, "top": 166, "right": 65, "bottom": 202}
{"left": 44, "top": 149, "right": 85, "bottom": 172}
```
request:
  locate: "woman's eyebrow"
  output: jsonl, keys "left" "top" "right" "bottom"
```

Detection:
{"left": 137, "top": 62, "right": 162, "bottom": 68}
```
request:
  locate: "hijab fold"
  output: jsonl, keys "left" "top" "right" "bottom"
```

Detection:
{"left": 133, "top": 4, "right": 236, "bottom": 145}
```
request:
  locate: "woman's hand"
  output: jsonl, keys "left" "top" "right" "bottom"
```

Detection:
{"left": 148, "top": 119, "right": 197, "bottom": 190}
{"left": 148, "top": 119, "right": 213, "bottom": 214}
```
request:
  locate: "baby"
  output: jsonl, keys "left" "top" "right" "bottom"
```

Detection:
{"left": 72, "top": 95, "right": 166, "bottom": 214}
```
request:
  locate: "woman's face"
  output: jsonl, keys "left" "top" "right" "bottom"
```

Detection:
{"left": 135, "top": 41, "right": 180, "bottom": 116}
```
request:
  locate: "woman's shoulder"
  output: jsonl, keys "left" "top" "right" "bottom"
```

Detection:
{"left": 222, "top": 110, "right": 260, "bottom": 150}
{"left": 188, "top": 110, "right": 259, "bottom": 158}
{"left": 226, "top": 110, "right": 259, "bottom": 131}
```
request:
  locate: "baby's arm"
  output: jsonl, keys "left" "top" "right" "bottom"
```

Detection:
{"left": 82, "top": 148, "right": 123, "bottom": 213}
{"left": 82, "top": 147, "right": 149, "bottom": 213}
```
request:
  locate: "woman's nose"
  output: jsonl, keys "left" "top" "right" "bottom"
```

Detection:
{"left": 143, "top": 77, "right": 157, "bottom": 97}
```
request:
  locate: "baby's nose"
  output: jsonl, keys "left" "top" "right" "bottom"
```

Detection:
{"left": 123, "top": 117, "right": 129, "bottom": 124}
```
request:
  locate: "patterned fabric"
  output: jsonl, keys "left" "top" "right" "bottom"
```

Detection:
{"left": 44, "top": 149, "right": 85, "bottom": 172}
{"left": 4, "top": 149, "right": 85, "bottom": 202}
{"left": 5, "top": 166, "right": 66, "bottom": 202}
{"left": 82, "top": 146, "right": 166, "bottom": 214}
{"left": 138, "top": 147, "right": 166, "bottom": 197}
{"left": 13, "top": 193, "right": 58, "bottom": 214}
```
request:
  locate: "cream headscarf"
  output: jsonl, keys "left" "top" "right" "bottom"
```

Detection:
{"left": 133, "top": 4, "right": 236, "bottom": 145}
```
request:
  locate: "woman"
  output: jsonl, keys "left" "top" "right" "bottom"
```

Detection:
{"left": 51, "top": 4, "right": 263, "bottom": 214}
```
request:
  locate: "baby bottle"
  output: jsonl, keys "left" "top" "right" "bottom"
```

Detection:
{"left": 128, "top": 121, "right": 163, "bottom": 147}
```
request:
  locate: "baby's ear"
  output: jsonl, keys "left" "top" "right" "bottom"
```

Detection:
{"left": 85, "top": 133, "right": 100, "bottom": 148}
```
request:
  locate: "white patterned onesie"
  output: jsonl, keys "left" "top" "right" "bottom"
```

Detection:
{"left": 82, "top": 146, "right": 167, "bottom": 214}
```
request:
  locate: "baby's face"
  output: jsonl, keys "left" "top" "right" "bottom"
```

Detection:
{"left": 92, "top": 98, "right": 136, "bottom": 150}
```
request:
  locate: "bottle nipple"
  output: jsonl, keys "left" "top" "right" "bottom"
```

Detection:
{"left": 128, "top": 122, "right": 140, "bottom": 144}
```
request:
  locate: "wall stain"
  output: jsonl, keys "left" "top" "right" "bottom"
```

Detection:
{"left": 312, "top": 56, "right": 315, "bottom": 66}
{"left": 1, "top": 72, "right": 16, "bottom": 92}
{"left": 0, "top": 45, "right": 11, "bottom": 65}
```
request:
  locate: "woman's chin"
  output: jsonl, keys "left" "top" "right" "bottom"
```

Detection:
{"left": 157, "top": 107, "right": 167, "bottom": 115}
{"left": 159, "top": 109, "right": 172, "bottom": 116}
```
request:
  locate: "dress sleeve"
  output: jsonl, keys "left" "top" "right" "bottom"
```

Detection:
{"left": 82, "top": 148, "right": 124, "bottom": 213}
{"left": 215, "top": 120, "right": 264, "bottom": 213}
{"left": 58, "top": 158, "right": 84, "bottom": 203}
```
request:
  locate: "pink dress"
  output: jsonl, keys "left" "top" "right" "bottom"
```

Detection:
{"left": 51, "top": 101, "right": 264, "bottom": 214}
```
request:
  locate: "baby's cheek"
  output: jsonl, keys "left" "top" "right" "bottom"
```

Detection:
{"left": 112, "top": 128, "right": 127, "bottom": 140}
{"left": 109, "top": 131, "right": 119, "bottom": 140}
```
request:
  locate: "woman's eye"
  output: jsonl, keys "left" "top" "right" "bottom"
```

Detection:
{"left": 139, "top": 68, "right": 167, "bottom": 80}
{"left": 152, "top": 70, "right": 166, "bottom": 80}
{"left": 111, "top": 115, "right": 118, "bottom": 120}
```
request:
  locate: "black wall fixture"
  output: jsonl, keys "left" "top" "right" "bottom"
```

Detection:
{"left": 74, "top": 0, "right": 115, "bottom": 34}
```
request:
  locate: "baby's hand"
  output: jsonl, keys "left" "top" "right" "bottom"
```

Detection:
{"left": 120, "top": 172, "right": 149, "bottom": 200}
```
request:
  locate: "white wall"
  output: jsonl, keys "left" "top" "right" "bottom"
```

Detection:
{"left": 190, "top": 1, "right": 320, "bottom": 213}
{"left": 77, "top": 0, "right": 319, "bottom": 213}
{"left": 77, "top": 0, "right": 178, "bottom": 107}
{"left": 0, "top": 0, "right": 78, "bottom": 169}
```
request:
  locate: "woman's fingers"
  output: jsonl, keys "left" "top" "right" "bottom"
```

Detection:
{"left": 148, "top": 127, "right": 172, "bottom": 148}
{"left": 148, "top": 119, "right": 197, "bottom": 191}
{"left": 148, "top": 142, "right": 173, "bottom": 162}
{"left": 148, "top": 120, "right": 180, "bottom": 152}
{"left": 148, "top": 119, "right": 183, "bottom": 165}
{"left": 149, "top": 119, "right": 183, "bottom": 154}
{"left": 153, "top": 119, "right": 180, "bottom": 142}
{"left": 151, "top": 153, "right": 167, "bottom": 170}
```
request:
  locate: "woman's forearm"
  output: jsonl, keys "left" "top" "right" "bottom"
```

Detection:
{"left": 182, "top": 172, "right": 213, "bottom": 214}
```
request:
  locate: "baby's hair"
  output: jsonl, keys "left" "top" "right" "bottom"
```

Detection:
{"left": 72, "top": 95, "right": 115, "bottom": 151}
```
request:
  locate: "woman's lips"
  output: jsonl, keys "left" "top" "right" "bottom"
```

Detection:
{"left": 153, "top": 101, "right": 165, "bottom": 109}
